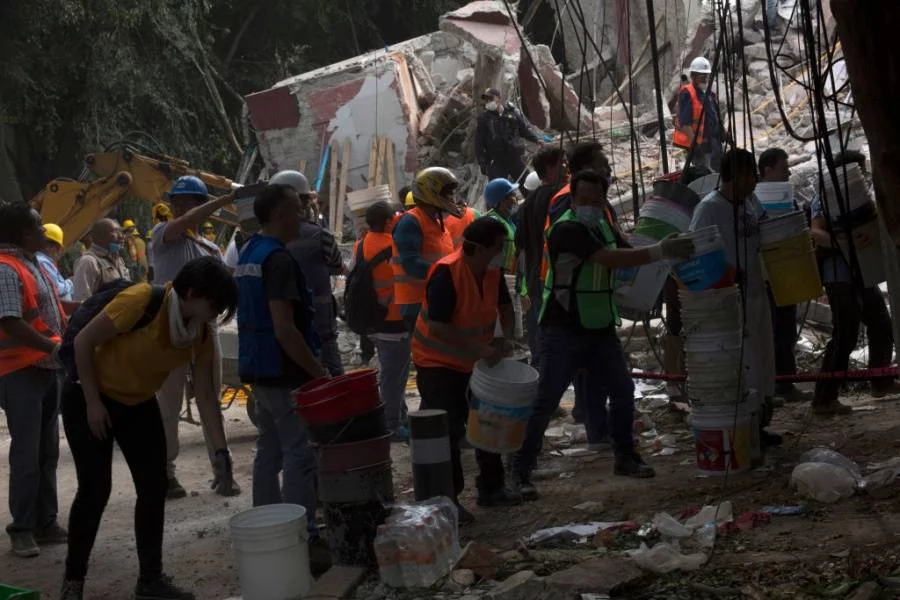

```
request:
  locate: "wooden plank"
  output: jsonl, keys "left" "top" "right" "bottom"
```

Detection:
{"left": 367, "top": 137, "right": 378, "bottom": 188}
{"left": 385, "top": 138, "right": 398, "bottom": 202}
{"left": 328, "top": 140, "right": 339, "bottom": 232}
{"left": 298, "top": 159, "right": 307, "bottom": 174}
{"left": 336, "top": 138, "right": 351, "bottom": 241}
{"left": 375, "top": 137, "right": 388, "bottom": 186}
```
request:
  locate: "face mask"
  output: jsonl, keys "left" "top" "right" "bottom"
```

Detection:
{"left": 573, "top": 205, "right": 603, "bottom": 226}
{"left": 488, "top": 252, "right": 506, "bottom": 269}
{"left": 107, "top": 242, "right": 123, "bottom": 254}
{"left": 486, "top": 101, "right": 500, "bottom": 113}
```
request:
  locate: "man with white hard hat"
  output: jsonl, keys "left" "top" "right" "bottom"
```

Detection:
{"left": 673, "top": 56, "right": 725, "bottom": 171}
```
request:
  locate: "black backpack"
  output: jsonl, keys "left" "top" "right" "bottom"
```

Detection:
{"left": 343, "top": 238, "right": 393, "bottom": 335}
{"left": 60, "top": 279, "right": 166, "bottom": 381}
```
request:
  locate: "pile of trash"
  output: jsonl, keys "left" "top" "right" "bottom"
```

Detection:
{"left": 791, "top": 447, "right": 900, "bottom": 503}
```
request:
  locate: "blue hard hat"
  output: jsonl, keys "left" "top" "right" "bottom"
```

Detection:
{"left": 484, "top": 178, "right": 519, "bottom": 209}
{"left": 168, "top": 175, "right": 209, "bottom": 198}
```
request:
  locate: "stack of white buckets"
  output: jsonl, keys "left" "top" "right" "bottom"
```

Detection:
{"left": 680, "top": 286, "right": 761, "bottom": 475}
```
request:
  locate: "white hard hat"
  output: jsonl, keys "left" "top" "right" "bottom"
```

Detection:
{"left": 523, "top": 171, "right": 541, "bottom": 192}
{"left": 270, "top": 170, "right": 311, "bottom": 195}
{"left": 689, "top": 56, "right": 712, "bottom": 74}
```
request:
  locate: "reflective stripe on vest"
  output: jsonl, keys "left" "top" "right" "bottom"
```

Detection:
{"left": 391, "top": 208, "right": 453, "bottom": 306}
{"left": 672, "top": 83, "right": 706, "bottom": 149}
{"left": 445, "top": 207, "right": 478, "bottom": 249}
{"left": 0, "top": 254, "right": 62, "bottom": 376}
{"left": 486, "top": 210, "right": 517, "bottom": 272}
{"left": 364, "top": 232, "right": 402, "bottom": 322}
{"left": 539, "top": 209, "right": 620, "bottom": 330}
{"left": 411, "top": 249, "right": 500, "bottom": 372}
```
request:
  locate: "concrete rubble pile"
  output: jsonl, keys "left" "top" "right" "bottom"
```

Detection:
{"left": 244, "top": 0, "right": 864, "bottom": 238}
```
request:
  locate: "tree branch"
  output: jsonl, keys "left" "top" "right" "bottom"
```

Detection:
{"left": 223, "top": 0, "right": 271, "bottom": 73}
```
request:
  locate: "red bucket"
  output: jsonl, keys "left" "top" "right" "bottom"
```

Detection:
{"left": 294, "top": 376, "right": 348, "bottom": 406}
{"left": 345, "top": 369, "right": 378, "bottom": 392}
{"left": 314, "top": 432, "right": 393, "bottom": 473}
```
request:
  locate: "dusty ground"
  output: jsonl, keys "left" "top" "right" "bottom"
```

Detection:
{"left": 2, "top": 371, "right": 900, "bottom": 598}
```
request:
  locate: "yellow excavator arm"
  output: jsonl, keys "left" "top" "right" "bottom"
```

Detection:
{"left": 30, "top": 172, "right": 133, "bottom": 250}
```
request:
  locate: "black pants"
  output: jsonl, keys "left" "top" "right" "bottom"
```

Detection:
{"left": 62, "top": 382, "right": 167, "bottom": 582}
{"left": 768, "top": 286, "right": 799, "bottom": 394}
{"left": 815, "top": 283, "right": 895, "bottom": 406}
{"left": 360, "top": 334, "right": 375, "bottom": 363}
{"left": 415, "top": 366, "right": 505, "bottom": 497}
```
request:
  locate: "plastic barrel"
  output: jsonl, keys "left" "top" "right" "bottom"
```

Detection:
{"left": 467, "top": 359, "right": 538, "bottom": 453}
{"left": 230, "top": 504, "right": 311, "bottom": 600}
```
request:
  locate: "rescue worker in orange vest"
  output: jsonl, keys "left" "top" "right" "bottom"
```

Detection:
{"left": 445, "top": 203, "right": 480, "bottom": 249}
{"left": 674, "top": 56, "right": 724, "bottom": 171}
{"left": 391, "top": 167, "right": 461, "bottom": 331}
{"left": 354, "top": 201, "right": 411, "bottom": 441}
{"left": 0, "top": 202, "right": 71, "bottom": 558}
{"left": 412, "top": 217, "right": 521, "bottom": 525}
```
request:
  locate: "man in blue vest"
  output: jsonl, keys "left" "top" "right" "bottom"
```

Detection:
{"left": 235, "top": 182, "right": 329, "bottom": 566}
{"left": 512, "top": 170, "right": 695, "bottom": 498}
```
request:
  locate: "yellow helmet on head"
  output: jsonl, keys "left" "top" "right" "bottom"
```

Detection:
{"left": 152, "top": 202, "right": 172, "bottom": 222}
{"left": 44, "top": 223, "right": 64, "bottom": 247}
{"left": 412, "top": 167, "right": 463, "bottom": 217}
{"left": 122, "top": 219, "right": 136, "bottom": 229}
{"left": 404, "top": 191, "right": 415, "bottom": 207}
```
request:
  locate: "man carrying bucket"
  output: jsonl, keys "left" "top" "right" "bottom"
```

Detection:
{"left": 512, "top": 170, "right": 696, "bottom": 498}
{"left": 689, "top": 149, "right": 781, "bottom": 446}
{"left": 411, "top": 217, "right": 521, "bottom": 525}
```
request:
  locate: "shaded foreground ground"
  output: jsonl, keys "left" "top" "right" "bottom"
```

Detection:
{"left": 1, "top": 383, "right": 899, "bottom": 598}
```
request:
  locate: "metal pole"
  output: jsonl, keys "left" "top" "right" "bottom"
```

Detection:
{"left": 645, "top": 0, "right": 669, "bottom": 173}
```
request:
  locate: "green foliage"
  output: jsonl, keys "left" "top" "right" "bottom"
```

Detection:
{"left": 0, "top": 0, "right": 464, "bottom": 197}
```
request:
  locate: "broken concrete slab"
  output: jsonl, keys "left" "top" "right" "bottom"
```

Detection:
{"left": 544, "top": 557, "right": 646, "bottom": 594}
{"left": 528, "top": 44, "right": 595, "bottom": 132}
{"left": 486, "top": 570, "right": 580, "bottom": 600}
{"left": 518, "top": 46, "right": 550, "bottom": 129}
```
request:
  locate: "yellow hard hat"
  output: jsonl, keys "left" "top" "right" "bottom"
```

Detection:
{"left": 122, "top": 219, "right": 136, "bottom": 229}
{"left": 404, "top": 191, "right": 415, "bottom": 207}
{"left": 44, "top": 223, "right": 64, "bottom": 247}
{"left": 412, "top": 167, "right": 463, "bottom": 217}
{"left": 202, "top": 221, "right": 214, "bottom": 230}
{"left": 153, "top": 202, "right": 172, "bottom": 220}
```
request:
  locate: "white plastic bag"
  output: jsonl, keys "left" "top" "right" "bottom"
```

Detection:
{"left": 798, "top": 448, "right": 861, "bottom": 481}
{"left": 628, "top": 542, "right": 708, "bottom": 573}
{"left": 791, "top": 462, "right": 857, "bottom": 503}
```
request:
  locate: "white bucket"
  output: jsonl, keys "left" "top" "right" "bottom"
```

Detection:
{"left": 687, "top": 173, "right": 721, "bottom": 197}
{"left": 683, "top": 330, "right": 743, "bottom": 352}
{"left": 759, "top": 211, "right": 808, "bottom": 246}
{"left": 615, "top": 234, "right": 671, "bottom": 312}
{"left": 820, "top": 164, "right": 872, "bottom": 217}
{"left": 347, "top": 185, "right": 392, "bottom": 216}
{"left": 230, "top": 504, "right": 311, "bottom": 600}
{"left": 639, "top": 198, "right": 692, "bottom": 232}
{"left": 754, "top": 182, "right": 794, "bottom": 215}
{"left": 468, "top": 359, "right": 539, "bottom": 453}
{"left": 836, "top": 216, "right": 886, "bottom": 287}
{"left": 691, "top": 401, "right": 755, "bottom": 475}
{"left": 470, "top": 359, "right": 539, "bottom": 402}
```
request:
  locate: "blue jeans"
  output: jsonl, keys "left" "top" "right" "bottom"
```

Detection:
{"left": 515, "top": 326, "right": 635, "bottom": 475}
{"left": 375, "top": 336, "right": 412, "bottom": 430}
{"left": 252, "top": 385, "right": 318, "bottom": 536}
{"left": 0, "top": 367, "right": 61, "bottom": 533}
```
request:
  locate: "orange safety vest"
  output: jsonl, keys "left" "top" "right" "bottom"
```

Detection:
{"left": 672, "top": 83, "right": 706, "bottom": 149}
{"left": 363, "top": 232, "right": 402, "bottom": 322}
{"left": 445, "top": 207, "right": 478, "bottom": 249}
{"left": 411, "top": 250, "right": 500, "bottom": 373}
{"left": 0, "top": 254, "right": 64, "bottom": 377}
{"left": 391, "top": 207, "right": 454, "bottom": 306}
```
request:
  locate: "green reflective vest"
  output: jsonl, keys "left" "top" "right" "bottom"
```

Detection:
{"left": 486, "top": 209, "right": 517, "bottom": 273}
{"left": 539, "top": 209, "right": 620, "bottom": 329}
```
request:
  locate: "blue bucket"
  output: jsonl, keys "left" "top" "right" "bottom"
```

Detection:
{"left": 673, "top": 226, "right": 728, "bottom": 291}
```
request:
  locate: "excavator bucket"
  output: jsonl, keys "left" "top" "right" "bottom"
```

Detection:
{"left": 30, "top": 172, "right": 132, "bottom": 249}
{"left": 85, "top": 149, "right": 234, "bottom": 205}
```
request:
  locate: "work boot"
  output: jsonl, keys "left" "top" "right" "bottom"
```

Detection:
{"left": 456, "top": 505, "right": 476, "bottom": 526}
{"left": 614, "top": 453, "right": 656, "bottom": 478}
{"left": 134, "top": 574, "right": 194, "bottom": 600}
{"left": 511, "top": 472, "right": 539, "bottom": 501}
{"left": 8, "top": 531, "right": 39, "bottom": 558}
{"left": 34, "top": 522, "right": 68, "bottom": 545}
{"left": 166, "top": 476, "right": 187, "bottom": 500}
{"left": 60, "top": 580, "right": 84, "bottom": 600}
{"left": 308, "top": 535, "right": 332, "bottom": 578}
{"left": 477, "top": 488, "right": 524, "bottom": 508}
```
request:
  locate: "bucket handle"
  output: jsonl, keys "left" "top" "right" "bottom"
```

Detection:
{"left": 318, "top": 414, "right": 359, "bottom": 449}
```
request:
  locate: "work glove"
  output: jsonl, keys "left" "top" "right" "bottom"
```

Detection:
{"left": 542, "top": 134, "right": 554, "bottom": 143}
{"left": 212, "top": 449, "right": 240, "bottom": 497}
{"left": 649, "top": 233, "right": 695, "bottom": 262}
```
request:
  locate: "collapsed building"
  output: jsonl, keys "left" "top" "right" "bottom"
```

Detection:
{"left": 244, "top": 0, "right": 862, "bottom": 235}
